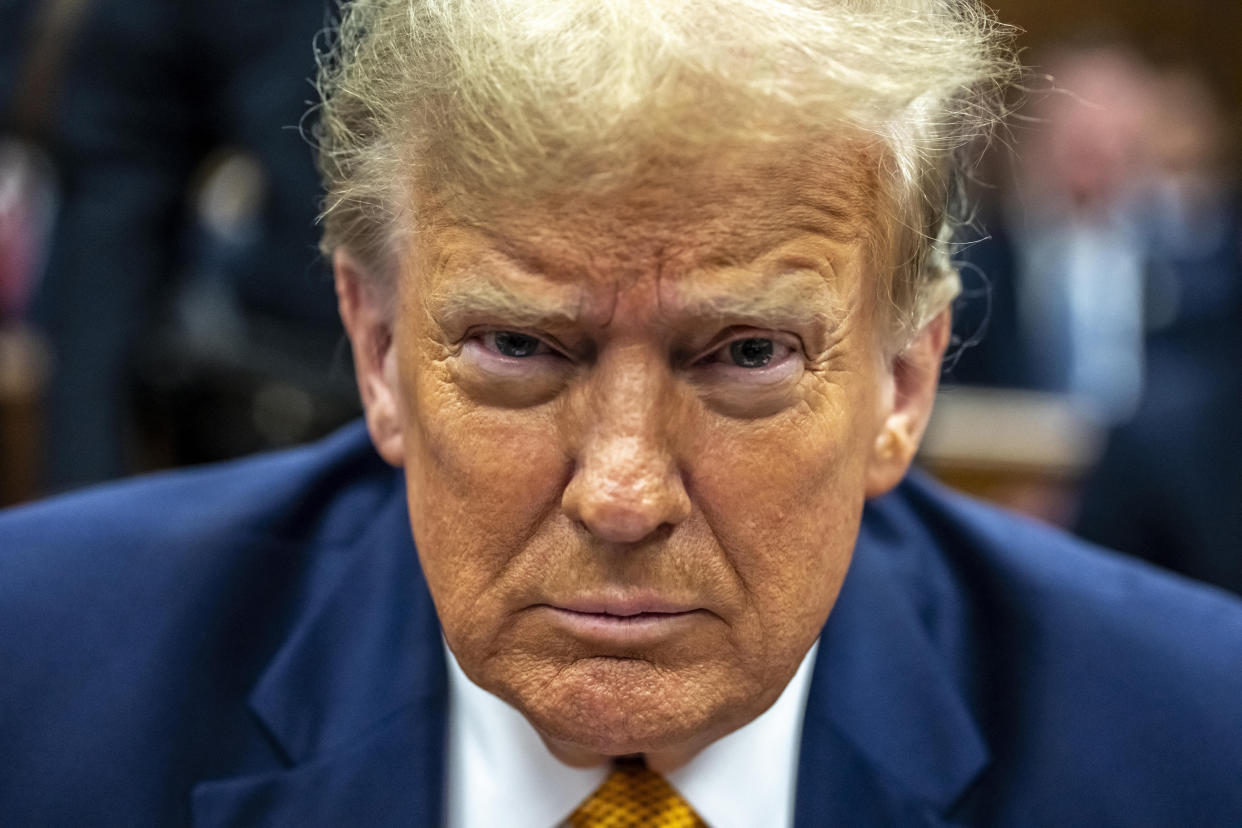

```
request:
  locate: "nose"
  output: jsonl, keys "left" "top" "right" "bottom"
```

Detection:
{"left": 561, "top": 349, "right": 692, "bottom": 544}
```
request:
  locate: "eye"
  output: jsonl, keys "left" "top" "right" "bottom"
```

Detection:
{"left": 727, "top": 338, "right": 775, "bottom": 368}
{"left": 483, "top": 331, "right": 553, "bottom": 358}
{"left": 699, "top": 335, "right": 795, "bottom": 370}
{"left": 455, "top": 328, "right": 572, "bottom": 406}
{"left": 690, "top": 331, "right": 805, "bottom": 415}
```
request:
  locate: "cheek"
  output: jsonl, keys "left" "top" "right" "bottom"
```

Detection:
{"left": 396, "top": 333, "right": 569, "bottom": 632}
{"left": 687, "top": 379, "right": 878, "bottom": 644}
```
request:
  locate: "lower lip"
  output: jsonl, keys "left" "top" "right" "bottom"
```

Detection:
{"left": 541, "top": 606, "right": 705, "bottom": 645}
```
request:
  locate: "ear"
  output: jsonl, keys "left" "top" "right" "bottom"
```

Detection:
{"left": 864, "top": 306, "right": 951, "bottom": 498}
{"left": 334, "top": 249, "right": 405, "bottom": 466}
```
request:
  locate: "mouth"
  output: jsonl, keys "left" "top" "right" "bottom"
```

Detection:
{"left": 552, "top": 595, "right": 699, "bottom": 617}
{"left": 538, "top": 597, "right": 708, "bottom": 646}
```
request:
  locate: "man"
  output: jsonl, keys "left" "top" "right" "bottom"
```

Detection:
{"left": 2, "top": 1, "right": 1241, "bottom": 826}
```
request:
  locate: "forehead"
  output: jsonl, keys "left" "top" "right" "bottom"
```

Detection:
{"left": 412, "top": 141, "right": 884, "bottom": 314}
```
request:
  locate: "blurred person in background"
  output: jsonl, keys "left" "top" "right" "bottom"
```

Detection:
{"left": 1075, "top": 66, "right": 1242, "bottom": 595}
{"left": 1, "top": 0, "right": 65, "bottom": 327}
{"left": 0, "top": 0, "right": 79, "bottom": 505}
{"left": 938, "top": 40, "right": 1161, "bottom": 406}
{"left": 31, "top": 0, "right": 357, "bottom": 493}
{"left": 1139, "top": 68, "right": 1242, "bottom": 379}
{"left": 1005, "top": 41, "right": 1157, "bottom": 423}
{"left": 935, "top": 41, "right": 1242, "bottom": 578}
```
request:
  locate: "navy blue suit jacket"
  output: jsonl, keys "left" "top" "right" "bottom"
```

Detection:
{"left": 2, "top": 423, "right": 1241, "bottom": 826}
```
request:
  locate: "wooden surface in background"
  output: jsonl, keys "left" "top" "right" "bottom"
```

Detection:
{"left": 918, "top": 387, "right": 1106, "bottom": 528}
{"left": 0, "top": 326, "right": 49, "bottom": 507}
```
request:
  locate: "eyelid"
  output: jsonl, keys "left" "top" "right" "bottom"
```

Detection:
{"left": 692, "top": 328, "right": 804, "bottom": 365}
{"left": 471, "top": 327, "right": 568, "bottom": 359}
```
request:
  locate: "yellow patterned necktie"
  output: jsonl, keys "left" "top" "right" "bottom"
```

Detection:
{"left": 567, "top": 757, "right": 709, "bottom": 827}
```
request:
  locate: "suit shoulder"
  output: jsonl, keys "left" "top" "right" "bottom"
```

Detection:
{"left": 0, "top": 422, "right": 406, "bottom": 824}
{"left": 887, "top": 470, "right": 1242, "bottom": 634}
{"left": 0, "top": 421, "right": 400, "bottom": 657}
{"left": 0, "top": 420, "right": 393, "bottom": 555}
{"left": 874, "top": 473, "right": 1242, "bottom": 696}
{"left": 875, "top": 472, "right": 1242, "bottom": 820}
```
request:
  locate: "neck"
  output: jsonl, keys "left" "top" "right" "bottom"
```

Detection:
{"left": 539, "top": 721, "right": 740, "bottom": 775}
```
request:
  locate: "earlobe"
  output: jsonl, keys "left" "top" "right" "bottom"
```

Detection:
{"left": 865, "top": 307, "right": 951, "bottom": 498}
{"left": 333, "top": 249, "right": 406, "bottom": 467}
{"left": 865, "top": 415, "right": 915, "bottom": 499}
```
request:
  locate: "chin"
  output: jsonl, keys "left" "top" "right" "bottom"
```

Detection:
{"left": 504, "top": 655, "right": 754, "bottom": 759}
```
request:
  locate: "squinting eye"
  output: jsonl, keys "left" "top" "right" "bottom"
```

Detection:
{"left": 728, "top": 338, "right": 775, "bottom": 368}
{"left": 485, "top": 331, "right": 549, "bottom": 358}
{"left": 694, "top": 333, "right": 800, "bottom": 379}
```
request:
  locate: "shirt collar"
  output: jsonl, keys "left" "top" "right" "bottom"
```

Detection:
{"left": 666, "top": 642, "right": 818, "bottom": 828}
{"left": 444, "top": 641, "right": 819, "bottom": 828}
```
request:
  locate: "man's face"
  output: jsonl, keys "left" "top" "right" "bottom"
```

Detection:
{"left": 351, "top": 145, "right": 930, "bottom": 764}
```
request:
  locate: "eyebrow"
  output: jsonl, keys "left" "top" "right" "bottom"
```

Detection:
{"left": 430, "top": 273, "right": 586, "bottom": 331}
{"left": 431, "top": 267, "right": 845, "bottom": 343}
{"left": 664, "top": 267, "right": 848, "bottom": 330}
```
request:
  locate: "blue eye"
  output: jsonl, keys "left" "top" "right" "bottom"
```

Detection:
{"left": 728, "top": 338, "right": 775, "bottom": 368}
{"left": 487, "top": 331, "right": 546, "bottom": 358}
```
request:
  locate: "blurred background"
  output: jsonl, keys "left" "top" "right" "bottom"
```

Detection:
{"left": 0, "top": 0, "right": 1239, "bottom": 595}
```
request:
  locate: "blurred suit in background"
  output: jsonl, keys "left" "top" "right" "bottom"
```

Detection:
{"left": 1076, "top": 310, "right": 1242, "bottom": 596}
{"left": 33, "top": 0, "right": 356, "bottom": 491}
{"left": 1074, "top": 67, "right": 1242, "bottom": 596}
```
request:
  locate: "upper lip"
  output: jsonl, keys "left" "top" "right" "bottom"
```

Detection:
{"left": 547, "top": 594, "right": 700, "bottom": 617}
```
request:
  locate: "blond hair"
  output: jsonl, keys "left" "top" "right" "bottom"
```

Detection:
{"left": 316, "top": 0, "right": 1015, "bottom": 343}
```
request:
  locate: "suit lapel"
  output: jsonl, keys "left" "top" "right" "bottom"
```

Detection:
{"left": 795, "top": 502, "right": 990, "bottom": 827}
{"left": 191, "top": 702, "right": 444, "bottom": 827}
{"left": 192, "top": 477, "right": 449, "bottom": 828}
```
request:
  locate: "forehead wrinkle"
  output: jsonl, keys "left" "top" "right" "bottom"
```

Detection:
{"left": 420, "top": 149, "right": 876, "bottom": 335}
{"left": 784, "top": 208, "right": 868, "bottom": 246}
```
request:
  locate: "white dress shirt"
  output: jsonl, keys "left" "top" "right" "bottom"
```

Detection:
{"left": 443, "top": 642, "right": 819, "bottom": 828}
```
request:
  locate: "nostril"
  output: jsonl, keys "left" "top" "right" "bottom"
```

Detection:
{"left": 579, "top": 502, "right": 665, "bottom": 544}
{"left": 564, "top": 475, "right": 693, "bottom": 543}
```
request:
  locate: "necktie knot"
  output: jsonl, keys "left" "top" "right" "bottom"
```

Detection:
{"left": 568, "top": 757, "right": 707, "bottom": 827}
